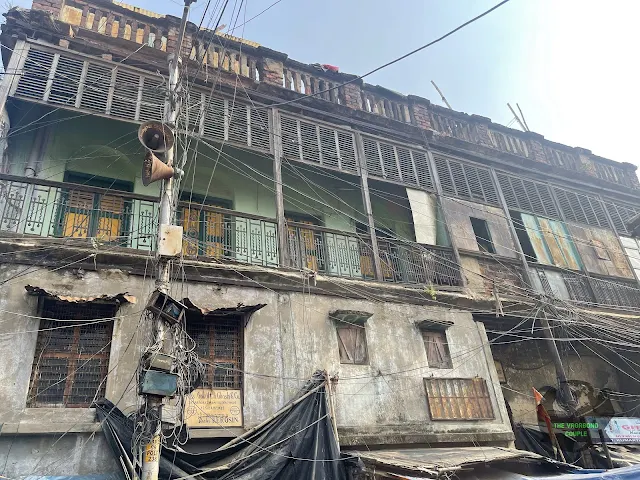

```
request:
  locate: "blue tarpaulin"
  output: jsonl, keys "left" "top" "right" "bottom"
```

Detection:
{"left": 530, "top": 464, "right": 640, "bottom": 479}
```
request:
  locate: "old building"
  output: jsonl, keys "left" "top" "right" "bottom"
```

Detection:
{"left": 0, "top": 0, "right": 639, "bottom": 477}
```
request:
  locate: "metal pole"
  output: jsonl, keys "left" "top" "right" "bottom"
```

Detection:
{"left": 141, "top": 3, "right": 193, "bottom": 479}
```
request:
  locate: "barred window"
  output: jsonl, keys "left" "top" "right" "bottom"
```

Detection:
{"left": 424, "top": 377, "right": 494, "bottom": 420}
{"left": 28, "top": 299, "right": 116, "bottom": 408}
{"left": 186, "top": 313, "right": 243, "bottom": 390}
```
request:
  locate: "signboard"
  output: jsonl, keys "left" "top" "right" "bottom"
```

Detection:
{"left": 585, "top": 417, "right": 640, "bottom": 444}
{"left": 185, "top": 389, "right": 243, "bottom": 428}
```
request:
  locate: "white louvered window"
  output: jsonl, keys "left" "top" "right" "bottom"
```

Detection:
{"left": 280, "top": 114, "right": 358, "bottom": 174}
{"left": 361, "top": 135, "right": 433, "bottom": 189}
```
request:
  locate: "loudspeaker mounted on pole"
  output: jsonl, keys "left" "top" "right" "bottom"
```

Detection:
{"left": 142, "top": 151, "right": 178, "bottom": 186}
{"left": 138, "top": 121, "right": 181, "bottom": 186}
{"left": 138, "top": 121, "right": 175, "bottom": 153}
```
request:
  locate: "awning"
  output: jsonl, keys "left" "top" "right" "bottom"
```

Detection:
{"left": 349, "top": 447, "right": 565, "bottom": 477}
{"left": 25, "top": 285, "right": 136, "bottom": 304}
{"left": 181, "top": 298, "right": 265, "bottom": 325}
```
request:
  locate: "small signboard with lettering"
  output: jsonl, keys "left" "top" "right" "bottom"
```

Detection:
{"left": 585, "top": 417, "right": 640, "bottom": 444}
{"left": 185, "top": 389, "right": 243, "bottom": 428}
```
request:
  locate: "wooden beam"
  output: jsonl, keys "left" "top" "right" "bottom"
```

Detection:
{"left": 270, "top": 108, "right": 290, "bottom": 267}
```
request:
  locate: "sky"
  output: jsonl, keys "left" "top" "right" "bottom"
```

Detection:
{"left": 8, "top": 0, "right": 640, "bottom": 167}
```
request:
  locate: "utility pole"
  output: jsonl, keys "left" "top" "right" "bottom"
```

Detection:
{"left": 140, "top": 2, "right": 194, "bottom": 479}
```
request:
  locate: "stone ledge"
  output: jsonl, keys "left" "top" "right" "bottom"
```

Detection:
{"left": 0, "top": 408, "right": 100, "bottom": 434}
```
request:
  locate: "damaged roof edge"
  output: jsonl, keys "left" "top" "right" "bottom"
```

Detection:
{"left": 181, "top": 298, "right": 266, "bottom": 317}
{"left": 25, "top": 285, "right": 137, "bottom": 304}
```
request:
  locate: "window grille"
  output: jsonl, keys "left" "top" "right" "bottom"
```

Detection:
{"left": 28, "top": 299, "right": 116, "bottom": 407}
{"left": 424, "top": 377, "right": 494, "bottom": 420}
{"left": 434, "top": 156, "right": 498, "bottom": 205}
{"left": 186, "top": 314, "right": 243, "bottom": 389}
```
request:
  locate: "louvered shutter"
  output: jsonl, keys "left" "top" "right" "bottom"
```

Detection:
{"left": 249, "top": 108, "right": 270, "bottom": 151}
{"left": 110, "top": 68, "right": 139, "bottom": 119}
{"left": 138, "top": 76, "right": 165, "bottom": 122}
{"left": 227, "top": 101, "right": 248, "bottom": 145}
{"left": 434, "top": 155, "right": 498, "bottom": 205}
{"left": 603, "top": 199, "right": 640, "bottom": 234}
{"left": 496, "top": 172, "right": 560, "bottom": 219}
{"left": 552, "top": 187, "right": 610, "bottom": 228}
{"left": 15, "top": 49, "right": 55, "bottom": 100}
{"left": 279, "top": 114, "right": 358, "bottom": 174}
{"left": 48, "top": 56, "right": 83, "bottom": 106}
{"left": 202, "top": 95, "right": 226, "bottom": 142}
{"left": 361, "top": 135, "right": 431, "bottom": 189}
{"left": 79, "top": 62, "right": 112, "bottom": 113}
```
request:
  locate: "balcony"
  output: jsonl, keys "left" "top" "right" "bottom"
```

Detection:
{"left": 286, "top": 222, "right": 461, "bottom": 287}
{"left": 0, "top": 174, "right": 462, "bottom": 288}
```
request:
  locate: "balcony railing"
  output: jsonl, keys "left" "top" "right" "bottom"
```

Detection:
{"left": 287, "top": 222, "right": 375, "bottom": 280}
{"left": 177, "top": 202, "right": 278, "bottom": 267}
{"left": 1, "top": 174, "right": 463, "bottom": 288}
{"left": 286, "top": 222, "right": 462, "bottom": 286}
{"left": 377, "top": 239, "right": 462, "bottom": 287}
{"left": 0, "top": 174, "right": 158, "bottom": 250}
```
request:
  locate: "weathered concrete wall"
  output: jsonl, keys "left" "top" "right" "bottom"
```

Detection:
{"left": 491, "top": 340, "right": 625, "bottom": 427}
{"left": 0, "top": 262, "right": 512, "bottom": 474}
{"left": 460, "top": 254, "right": 524, "bottom": 298}
{"left": 442, "top": 198, "right": 517, "bottom": 258}
{"left": 0, "top": 433, "right": 118, "bottom": 479}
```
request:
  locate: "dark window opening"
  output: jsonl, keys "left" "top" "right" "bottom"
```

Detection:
{"left": 336, "top": 325, "right": 368, "bottom": 365}
{"left": 185, "top": 311, "right": 243, "bottom": 390}
{"left": 28, "top": 298, "right": 117, "bottom": 408}
{"left": 511, "top": 212, "right": 537, "bottom": 262}
{"left": 470, "top": 217, "right": 495, "bottom": 254}
{"left": 422, "top": 329, "right": 452, "bottom": 369}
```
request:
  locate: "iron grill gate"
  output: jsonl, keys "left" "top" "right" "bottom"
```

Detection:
{"left": 423, "top": 377, "right": 494, "bottom": 420}
{"left": 360, "top": 135, "right": 433, "bottom": 189}
{"left": 552, "top": 187, "right": 610, "bottom": 229}
{"left": 433, "top": 155, "right": 499, "bottom": 205}
{"left": 496, "top": 172, "right": 560, "bottom": 219}
{"left": 12, "top": 44, "right": 270, "bottom": 152}
{"left": 279, "top": 114, "right": 359, "bottom": 174}
{"left": 186, "top": 314, "right": 243, "bottom": 390}
{"left": 589, "top": 277, "right": 640, "bottom": 308}
{"left": 603, "top": 198, "right": 640, "bottom": 235}
{"left": 28, "top": 299, "right": 116, "bottom": 407}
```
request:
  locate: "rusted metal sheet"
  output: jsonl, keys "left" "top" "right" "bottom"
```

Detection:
{"left": 568, "top": 224, "right": 633, "bottom": 279}
{"left": 423, "top": 377, "right": 494, "bottom": 420}
{"left": 181, "top": 298, "right": 265, "bottom": 317}
{"left": 522, "top": 214, "right": 581, "bottom": 270}
{"left": 521, "top": 214, "right": 552, "bottom": 264}
{"left": 25, "top": 285, "right": 136, "bottom": 304}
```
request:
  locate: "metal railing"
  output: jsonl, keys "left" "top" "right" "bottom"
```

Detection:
{"left": 377, "top": 240, "right": 462, "bottom": 287}
{"left": 0, "top": 174, "right": 278, "bottom": 267}
{"left": 0, "top": 174, "right": 158, "bottom": 250}
{"left": 177, "top": 202, "right": 278, "bottom": 267}
{"left": 287, "top": 222, "right": 376, "bottom": 280}
{"left": 0, "top": 174, "right": 464, "bottom": 288}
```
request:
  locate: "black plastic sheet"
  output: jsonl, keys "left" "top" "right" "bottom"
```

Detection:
{"left": 95, "top": 372, "right": 346, "bottom": 480}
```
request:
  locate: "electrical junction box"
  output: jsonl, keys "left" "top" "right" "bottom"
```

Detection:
{"left": 149, "top": 353, "right": 174, "bottom": 372}
{"left": 146, "top": 290, "right": 186, "bottom": 324}
{"left": 140, "top": 370, "right": 178, "bottom": 397}
{"left": 158, "top": 224, "right": 183, "bottom": 257}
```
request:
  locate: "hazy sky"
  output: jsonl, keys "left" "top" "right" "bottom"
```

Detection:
{"left": 11, "top": 0, "right": 640, "bottom": 167}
